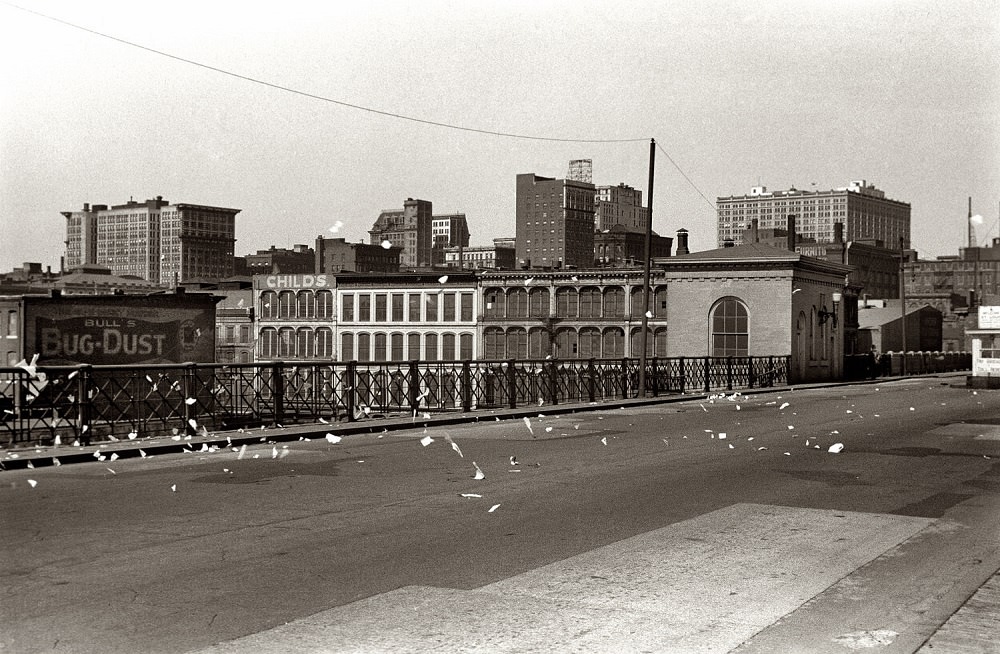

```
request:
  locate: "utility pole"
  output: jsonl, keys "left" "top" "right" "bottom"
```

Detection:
{"left": 899, "top": 235, "right": 907, "bottom": 374}
{"left": 638, "top": 139, "right": 655, "bottom": 397}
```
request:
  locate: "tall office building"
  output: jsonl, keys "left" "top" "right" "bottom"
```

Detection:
{"left": 368, "top": 198, "right": 434, "bottom": 269}
{"left": 62, "top": 197, "right": 240, "bottom": 284}
{"left": 515, "top": 172, "right": 596, "bottom": 269}
{"left": 716, "top": 180, "right": 910, "bottom": 248}
{"left": 431, "top": 213, "right": 470, "bottom": 264}
{"left": 595, "top": 183, "right": 648, "bottom": 233}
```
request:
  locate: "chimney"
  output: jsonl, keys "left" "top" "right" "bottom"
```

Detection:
{"left": 751, "top": 218, "right": 759, "bottom": 243}
{"left": 786, "top": 215, "right": 797, "bottom": 251}
{"left": 83, "top": 203, "right": 90, "bottom": 212}
{"left": 834, "top": 222, "right": 844, "bottom": 244}
{"left": 676, "top": 228, "right": 689, "bottom": 255}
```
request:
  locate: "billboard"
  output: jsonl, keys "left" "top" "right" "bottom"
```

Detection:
{"left": 24, "top": 294, "right": 218, "bottom": 365}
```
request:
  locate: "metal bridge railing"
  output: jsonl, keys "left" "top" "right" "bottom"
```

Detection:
{"left": 1, "top": 356, "right": 790, "bottom": 447}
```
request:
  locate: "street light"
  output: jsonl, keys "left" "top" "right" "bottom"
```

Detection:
{"left": 818, "top": 291, "right": 842, "bottom": 327}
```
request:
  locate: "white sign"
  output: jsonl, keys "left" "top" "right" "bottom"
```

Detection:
{"left": 978, "top": 306, "right": 1000, "bottom": 329}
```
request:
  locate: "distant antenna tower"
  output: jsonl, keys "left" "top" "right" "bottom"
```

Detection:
{"left": 567, "top": 159, "right": 593, "bottom": 184}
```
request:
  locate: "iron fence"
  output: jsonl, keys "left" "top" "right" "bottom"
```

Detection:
{"left": 0, "top": 355, "right": 790, "bottom": 446}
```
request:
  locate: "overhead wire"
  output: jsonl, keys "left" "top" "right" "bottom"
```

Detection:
{"left": 6, "top": 1, "right": 718, "bottom": 210}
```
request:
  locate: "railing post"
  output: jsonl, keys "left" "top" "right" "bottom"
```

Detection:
{"left": 408, "top": 360, "right": 421, "bottom": 415}
{"left": 678, "top": 357, "right": 686, "bottom": 394}
{"left": 345, "top": 361, "right": 357, "bottom": 421}
{"left": 767, "top": 356, "right": 775, "bottom": 387}
{"left": 726, "top": 356, "right": 734, "bottom": 391}
{"left": 506, "top": 359, "right": 517, "bottom": 409}
{"left": 704, "top": 356, "right": 711, "bottom": 393}
{"left": 76, "top": 364, "right": 92, "bottom": 444}
{"left": 461, "top": 360, "right": 472, "bottom": 412}
{"left": 547, "top": 359, "right": 558, "bottom": 406}
{"left": 587, "top": 358, "right": 596, "bottom": 403}
{"left": 271, "top": 361, "right": 285, "bottom": 426}
{"left": 748, "top": 357, "right": 756, "bottom": 388}
{"left": 650, "top": 357, "right": 659, "bottom": 397}
{"left": 183, "top": 363, "right": 198, "bottom": 435}
{"left": 621, "top": 357, "right": 629, "bottom": 399}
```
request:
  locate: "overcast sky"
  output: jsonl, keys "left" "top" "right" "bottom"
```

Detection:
{"left": 1, "top": 0, "right": 998, "bottom": 273}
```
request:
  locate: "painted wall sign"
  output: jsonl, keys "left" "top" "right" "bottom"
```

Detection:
{"left": 25, "top": 297, "right": 216, "bottom": 365}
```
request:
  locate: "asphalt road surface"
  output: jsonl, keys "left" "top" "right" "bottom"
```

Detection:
{"left": 2, "top": 377, "right": 999, "bottom": 653}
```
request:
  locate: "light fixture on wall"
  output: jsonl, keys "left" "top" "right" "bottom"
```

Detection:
{"left": 818, "top": 291, "right": 842, "bottom": 327}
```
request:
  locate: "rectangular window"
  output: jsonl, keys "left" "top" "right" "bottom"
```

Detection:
{"left": 391, "top": 294, "right": 404, "bottom": 322}
{"left": 443, "top": 293, "right": 456, "bottom": 322}
{"left": 7, "top": 311, "right": 17, "bottom": 337}
{"left": 425, "top": 333, "right": 438, "bottom": 361}
{"left": 357, "top": 294, "right": 370, "bottom": 322}
{"left": 425, "top": 294, "right": 439, "bottom": 321}
{"left": 460, "top": 292, "right": 473, "bottom": 321}
{"left": 408, "top": 294, "right": 421, "bottom": 322}
{"left": 375, "top": 294, "right": 387, "bottom": 321}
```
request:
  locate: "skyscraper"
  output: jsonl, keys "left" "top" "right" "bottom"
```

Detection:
{"left": 62, "top": 197, "right": 240, "bottom": 284}
{"left": 595, "top": 183, "right": 648, "bottom": 233}
{"left": 716, "top": 180, "right": 910, "bottom": 248}
{"left": 515, "top": 172, "right": 596, "bottom": 269}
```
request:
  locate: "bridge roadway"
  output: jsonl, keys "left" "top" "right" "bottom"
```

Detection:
{"left": 2, "top": 373, "right": 999, "bottom": 653}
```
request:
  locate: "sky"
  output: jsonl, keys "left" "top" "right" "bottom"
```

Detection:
{"left": 1, "top": 0, "right": 998, "bottom": 273}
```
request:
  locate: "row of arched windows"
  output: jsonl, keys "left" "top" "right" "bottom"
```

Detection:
{"left": 482, "top": 286, "right": 668, "bottom": 319}
{"left": 259, "top": 290, "right": 335, "bottom": 320}
{"left": 482, "top": 326, "right": 669, "bottom": 360}
{"left": 259, "top": 327, "right": 334, "bottom": 359}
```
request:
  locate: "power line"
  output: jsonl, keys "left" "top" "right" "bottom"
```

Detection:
{"left": 5, "top": 2, "right": 648, "bottom": 145}
{"left": 655, "top": 141, "right": 717, "bottom": 212}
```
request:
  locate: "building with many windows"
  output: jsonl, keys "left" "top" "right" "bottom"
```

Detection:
{"left": 443, "top": 239, "right": 516, "bottom": 270}
{"left": 314, "top": 236, "right": 402, "bottom": 274}
{"left": 245, "top": 244, "right": 314, "bottom": 276}
{"left": 430, "top": 214, "right": 470, "bottom": 265}
{"left": 368, "top": 198, "right": 434, "bottom": 269}
{"left": 255, "top": 274, "right": 336, "bottom": 362}
{"left": 717, "top": 181, "right": 910, "bottom": 249}
{"left": 594, "top": 226, "right": 672, "bottom": 267}
{"left": 215, "top": 289, "right": 255, "bottom": 363}
{"left": 515, "top": 173, "right": 596, "bottom": 269}
{"left": 336, "top": 272, "right": 478, "bottom": 363}
{"left": 62, "top": 197, "right": 239, "bottom": 284}
{"left": 595, "top": 183, "right": 648, "bottom": 233}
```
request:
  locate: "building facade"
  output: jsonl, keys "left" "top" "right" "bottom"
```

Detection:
{"left": 515, "top": 173, "right": 596, "bottom": 269}
{"left": 315, "top": 237, "right": 402, "bottom": 274}
{"left": 430, "top": 214, "right": 470, "bottom": 264}
{"left": 62, "top": 197, "right": 239, "bottom": 284}
{"left": 255, "top": 274, "right": 337, "bottom": 362}
{"left": 595, "top": 183, "right": 648, "bottom": 233}
{"left": 594, "top": 226, "right": 672, "bottom": 267}
{"left": 337, "top": 272, "right": 479, "bottom": 362}
{"left": 717, "top": 181, "right": 910, "bottom": 249}
{"left": 245, "top": 245, "right": 314, "bottom": 276}
{"left": 443, "top": 239, "right": 516, "bottom": 270}
{"left": 654, "top": 242, "right": 852, "bottom": 383}
{"left": 215, "top": 289, "right": 255, "bottom": 364}
{"left": 368, "top": 198, "right": 434, "bottom": 269}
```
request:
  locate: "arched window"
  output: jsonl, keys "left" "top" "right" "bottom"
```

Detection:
{"left": 296, "top": 328, "right": 314, "bottom": 359}
{"left": 528, "top": 288, "right": 550, "bottom": 317}
{"left": 506, "top": 327, "right": 527, "bottom": 359}
{"left": 603, "top": 287, "right": 625, "bottom": 317}
{"left": 484, "top": 327, "right": 505, "bottom": 359}
{"left": 579, "top": 287, "right": 602, "bottom": 318}
{"left": 443, "top": 333, "right": 456, "bottom": 360}
{"left": 316, "top": 290, "right": 334, "bottom": 319}
{"left": 710, "top": 297, "right": 749, "bottom": 356}
{"left": 390, "top": 333, "right": 404, "bottom": 361}
{"left": 603, "top": 327, "right": 625, "bottom": 358}
{"left": 460, "top": 333, "right": 473, "bottom": 360}
{"left": 374, "top": 333, "right": 388, "bottom": 361}
{"left": 507, "top": 288, "right": 528, "bottom": 318}
{"left": 579, "top": 327, "right": 601, "bottom": 358}
{"left": 407, "top": 332, "right": 421, "bottom": 360}
{"left": 654, "top": 327, "right": 668, "bottom": 356}
{"left": 630, "top": 327, "right": 652, "bottom": 357}
{"left": 484, "top": 288, "right": 505, "bottom": 318}
{"left": 630, "top": 287, "right": 646, "bottom": 318}
{"left": 555, "top": 287, "right": 578, "bottom": 317}
{"left": 357, "top": 333, "right": 371, "bottom": 362}
{"left": 341, "top": 332, "right": 354, "bottom": 361}
{"left": 278, "top": 327, "right": 295, "bottom": 358}
{"left": 259, "top": 327, "right": 278, "bottom": 358}
{"left": 425, "top": 333, "right": 439, "bottom": 361}
{"left": 315, "top": 328, "right": 333, "bottom": 358}
{"left": 260, "top": 291, "right": 278, "bottom": 319}
{"left": 555, "top": 327, "right": 579, "bottom": 359}
{"left": 296, "top": 291, "right": 314, "bottom": 319}
{"left": 278, "top": 291, "right": 295, "bottom": 319}
{"left": 528, "top": 327, "right": 548, "bottom": 359}
{"left": 653, "top": 286, "right": 668, "bottom": 317}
